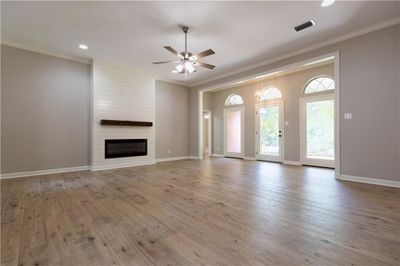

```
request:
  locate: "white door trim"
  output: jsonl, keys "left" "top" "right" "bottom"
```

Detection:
{"left": 255, "top": 100, "right": 284, "bottom": 162}
{"left": 223, "top": 106, "right": 245, "bottom": 158}
{"left": 300, "top": 93, "right": 335, "bottom": 168}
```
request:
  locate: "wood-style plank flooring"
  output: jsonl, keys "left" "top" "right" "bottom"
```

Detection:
{"left": 1, "top": 158, "right": 399, "bottom": 265}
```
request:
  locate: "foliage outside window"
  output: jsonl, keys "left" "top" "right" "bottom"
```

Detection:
{"left": 260, "top": 106, "right": 279, "bottom": 155}
{"left": 306, "top": 100, "right": 334, "bottom": 160}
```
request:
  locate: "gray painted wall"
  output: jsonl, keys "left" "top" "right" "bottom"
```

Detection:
{"left": 205, "top": 64, "right": 334, "bottom": 161}
{"left": 1, "top": 45, "right": 91, "bottom": 173}
{"left": 191, "top": 24, "right": 400, "bottom": 181}
{"left": 155, "top": 80, "right": 190, "bottom": 159}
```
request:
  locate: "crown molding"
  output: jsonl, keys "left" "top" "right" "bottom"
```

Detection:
{"left": 1, "top": 41, "right": 91, "bottom": 64}
{"left": 189, "top": 17, "right": 400, "bottom": 88}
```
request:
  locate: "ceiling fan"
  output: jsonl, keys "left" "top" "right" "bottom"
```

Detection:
{"left": 153, "top": 26, "right": 216, "bottom": 74}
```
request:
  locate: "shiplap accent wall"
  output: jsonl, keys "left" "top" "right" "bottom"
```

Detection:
{"left": 92, "top": 61, "right": 155, "bottom": 170}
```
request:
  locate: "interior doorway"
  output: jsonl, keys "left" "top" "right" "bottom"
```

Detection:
{"left": 203, "top": 110, "right": 212, "bottom": 157}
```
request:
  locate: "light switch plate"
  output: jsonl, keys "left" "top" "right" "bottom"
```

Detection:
{"left": 344, "top": 113, "right": 352, "bottom": 120}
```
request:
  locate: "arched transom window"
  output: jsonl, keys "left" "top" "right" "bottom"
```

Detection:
{"left": 225, "top": 94, "right": 244, "bottom": 106}
{"left": 304, "top": 76, "right": 334, "bottom": 94}
{"left": 257, "top": 87, "right": 282, "bottom": 101}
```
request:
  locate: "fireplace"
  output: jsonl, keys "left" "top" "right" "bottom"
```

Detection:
{"left": 105, "top": 139, "right": 147, "bottom": 159}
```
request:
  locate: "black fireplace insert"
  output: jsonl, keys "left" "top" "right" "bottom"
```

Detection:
{"left": 105, "top": 139, "right": 147, "bottom": 159}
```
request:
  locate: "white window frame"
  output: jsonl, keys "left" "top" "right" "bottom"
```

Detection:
{"left": 303, "top": 75, "right": 335, "bottom": 95}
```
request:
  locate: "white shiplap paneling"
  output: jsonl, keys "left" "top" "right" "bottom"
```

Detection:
{"left": 92, "top": 62, "right": 155, "bottom": 169}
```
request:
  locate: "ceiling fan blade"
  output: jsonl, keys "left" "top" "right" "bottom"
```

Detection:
{"left": 193, "top": 49, "right": 215, "bottom": 59}
{"left": 152, "top": 60, "right": 179, "bottom": 64}
{"left": 195, "top": 62, "right": 216, "bottom": 70}
{"left": 164, "top": 46, "right": 179, "bottom": 55}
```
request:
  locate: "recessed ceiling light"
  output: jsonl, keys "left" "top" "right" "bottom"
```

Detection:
{"left": 78, "top": 44, "right": 88, "bottom": 50}
{"left": 321, "top": 0, "right": 335, "bottom": 7}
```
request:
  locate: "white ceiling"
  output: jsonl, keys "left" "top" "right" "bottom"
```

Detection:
{"left": 2, "top": 1, "right": 399, "bottom": 86}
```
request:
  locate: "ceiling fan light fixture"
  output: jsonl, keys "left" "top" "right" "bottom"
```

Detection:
{"left": 153, "top": 26, "right": 216, "bottom": 74}
{"left": 185, "top": 62, "right": 195, "bottom": 73}
{"left": 176, "top": 64, "right": 184, "bottom": 72}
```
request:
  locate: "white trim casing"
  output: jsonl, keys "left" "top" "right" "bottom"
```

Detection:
{"left": 338, "top": 175, "right": 400, "bottom": 188}
{"left": 334, "top": 51, "right": 341, "bottom": 177}
{"left": 198, "top": 90, "right": 204, "bottom": 159}
{"left": 1, "top": 166, "right": 90, "bottom": 179}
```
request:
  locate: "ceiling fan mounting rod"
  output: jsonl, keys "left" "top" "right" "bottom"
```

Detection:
{"left": 182, "top": 26, "right": 189, "bottom": 58}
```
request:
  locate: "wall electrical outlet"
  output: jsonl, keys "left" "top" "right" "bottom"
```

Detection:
{"left": 344, "top": 113, "right": 352, "bottom": 120}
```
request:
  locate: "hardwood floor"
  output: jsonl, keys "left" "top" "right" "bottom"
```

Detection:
{"left": 1, "top": 158, "right": 399, "bottom": 266}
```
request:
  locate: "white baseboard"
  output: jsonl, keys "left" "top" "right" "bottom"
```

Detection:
{"left": 243, "top": 157, "right": 256, "bottom": 161}
{"left": 156, "top": 156, "right": 194, "bottom": 163}
{"left": 283, "top": 160, "right": 302, "bottom": 166}
{"left": 90, "top": 160, "right": 156, "bottom": 171}
{"left": 1, "top": 165, "right": 90, "bottom": 179}
{"left": 338, "top": 175, "right": 400, "bottom": 188}
{"left": 210, "top": 153, "right": 224, "bottom": 157}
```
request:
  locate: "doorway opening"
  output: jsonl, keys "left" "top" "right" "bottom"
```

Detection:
{"left": 202, "top": 110, "right": 212, "bottom": 157}
{"left": 224, "top": 94, "right": 244, "bottom": 158}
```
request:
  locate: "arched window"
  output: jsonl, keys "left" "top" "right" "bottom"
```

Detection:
{"left": 225, "top": 94, "right": 244, "bottom": 106}
{"left": 257, "top": 87, "right": 282, "bottom": 101}
{"left": 304, "top": 76, "right": 334, "bottom": 94}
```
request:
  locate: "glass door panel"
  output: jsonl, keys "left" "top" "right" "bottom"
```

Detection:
{"left": 300, "top": 94, "right": 335, "bottom": 168}
{"left": 306, "top": 100, "right": 334, "bottom": 160}
{"left": 257, "top": 102, "right": 283, "bottom": 162}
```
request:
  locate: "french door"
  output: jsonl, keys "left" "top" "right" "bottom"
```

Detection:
{"left": 224, "top": 106, "right": 244, "bottom": 158}
{"left": 256, "top": 101, "right": 284, "bottom": 162}
{"left": 300, "top": 94, "right": 335, "bottom": 168}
